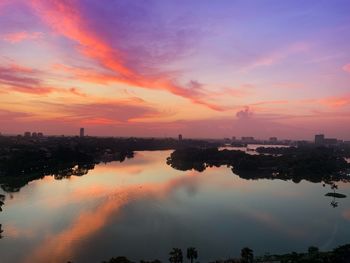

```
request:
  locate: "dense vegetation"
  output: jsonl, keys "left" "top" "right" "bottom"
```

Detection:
{"left": 0, "top": 136, "right": 217, "bottom": 192}
{"left": 98, "top": 244, "right": 350, "bottom": 263}
{"left": 167, "top": 147, "right": 350, "bottom": 184}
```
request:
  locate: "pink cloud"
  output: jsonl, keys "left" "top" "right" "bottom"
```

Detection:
{"left": 343, "top": 64, "right": 350, "bottom": 73}
{"left": 236, "top": 106, "right": 254, "bottom": 119}
{"left": 2, "top": 31, "right": 43, "bottom": 43}
{"left": 318, "top": 94, "right": 350, "bottom": 108}
{"left": 1, "top": 106, "right": 350, "bottom": 139}
{"left": 0, "top": 63, "right": 88, "bottom": 96}
{"left": 272, "top": 82, "right": 305, "bottom": 89}
{"left": 29, "top": 0, "right": 225, "bottom": 111}
{"left": 33, "top": 99, "right": 163, "bottom": 125}
{"left": 242, "top": 42, "right": 309, "bottom": 71}
{"left": 0, "top": 109, "right": 33, "bottom": 120}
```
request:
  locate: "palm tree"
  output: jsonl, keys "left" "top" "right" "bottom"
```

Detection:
{"left": 241, "top": 247, "right": 253, "bottom": 263}
{"left": 0, "top": 194, "right": 4, "bottom": 212}
{"left": 186, "top": 247, "right": 198, "bottom": 263}
{"left": 169, "top": 248, "right": 183, "bottom": 263}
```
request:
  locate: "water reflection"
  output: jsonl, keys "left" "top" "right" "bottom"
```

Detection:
{"left": 0, "top": 152, "right": 133, "bottom": 193}
{"left": 0, "top": 151, "right": 350, "bottom": 263}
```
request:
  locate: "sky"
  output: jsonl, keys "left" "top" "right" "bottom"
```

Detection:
{"left": 0, "top": 0, "right": 349, "bottom": 140}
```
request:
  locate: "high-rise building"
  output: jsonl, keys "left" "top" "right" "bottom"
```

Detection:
{"left": 24, "top": 131, "right": 31, "bottom": 137}
{"left": 315, "top": 134, "right": 325, "bottom": 145}
{"left": 178, "top": 134, "right": 183, "bottom": 141}
{"left": 80, "top": 128, "right": 85, "bottom": 137}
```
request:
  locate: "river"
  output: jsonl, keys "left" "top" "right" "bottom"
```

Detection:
{"left": 0, "top": 150, "right": 349, "bottom": 263}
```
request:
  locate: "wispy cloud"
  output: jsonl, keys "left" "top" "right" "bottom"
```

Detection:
{"left": 241, "top": 42, "right": 309, "bottom": 72}
{"left": 0, "top": 64, "right": 52, "bottom": 94}
{"left": 32, "top": 98, "right": 163, "bottom": 125}
{"left": 318, "top": 94, "right": 350, "bottom": 108}
{"left": 2, "top": 31, "right": 43, "bottom": 43}
{"left": 0, "top": 63, "right": 88, "bottom": 96}
{"left": 343, "top": 63, "right": 350, "bottom": 73}
{"left": 29, "top": 0, "right": 225, "bottom": 111}
{"left": 236, "top": 106, "right": 254, "bottom": 119}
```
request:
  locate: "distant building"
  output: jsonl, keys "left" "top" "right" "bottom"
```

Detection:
{"left": 315, "top": 134, "right": 338, "bottom": 145}
{"left": 315, "top": 134, "right": 325, "bottom": 145}
{"left": 297, "top": 140, "right": 311, "bottom": 147}
{"left": 269, "top": 137, "right": 278, "bottom": 143}
{"left": 241, "top": 136, "right": 255, "bottom": 143}
{"left": 232, "top": 136, "right": 236, "bottom": 141}
{"left": 80, "top": 128, "right": 85, "bottom": 137}
{"left": 324, "top": 138, "right": 337, "bottom": 145}
{"left": 178, "top": 134, "right": 183, "bottom": 141}
{"left": 24, "top": 131, "right": 31, "bottom": 137}
{"left": 32, "top": 132, "right": 37, "bottom": 138}
{"left": 38, "top": 132, "right": 44, "bottom": 137}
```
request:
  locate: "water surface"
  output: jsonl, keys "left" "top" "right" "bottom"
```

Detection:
{"left": 0, "top": 150, "right": 349, "bottom": 263}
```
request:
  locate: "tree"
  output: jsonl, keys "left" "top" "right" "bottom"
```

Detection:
{"left": 169, "top": 248, "right": 183, "bottom": 263}
{"left": 186, "top": 247, "right": 198, "bottom": 263}
{"left": 102, "top": 256, "right": 134, "bottom": 263}
{"left": 241, "top": 247, "right": 253, "bottom": 263}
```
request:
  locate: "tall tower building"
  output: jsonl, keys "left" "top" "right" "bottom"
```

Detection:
{"left": 315, "top": 134, "right": 324, "bottom": 145}
{"left": 80, "top": 128, "right": 85, "bottom": 137}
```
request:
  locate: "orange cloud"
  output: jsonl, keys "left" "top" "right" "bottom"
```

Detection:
{"left": 30, "top": 0, "right": 225, "bottom": 111}
{"left": 0, "top": 63, "right": 89, "bottom": 96}
{"left": 32, "top": 98, "right": 163, "bottom": 125}
{"left": 318, "top": 94, "right": 350, "bottom": 108}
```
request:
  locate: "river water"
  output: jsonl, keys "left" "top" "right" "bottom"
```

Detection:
{"left": 0, "top": 150, "right": 349, "bottom": 263}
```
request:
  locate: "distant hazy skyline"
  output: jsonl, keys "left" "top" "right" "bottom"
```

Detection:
{"left": 0, "top": 0, "right": 350, "bottom": 140}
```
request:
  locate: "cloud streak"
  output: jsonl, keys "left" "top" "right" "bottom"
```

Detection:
{"left": 343, "top": 64, "right": 350, "bottom": 73}
{"left": 2, "top": 31, "right": 43, "bottom": 43}
{"left": 29, "top": 0, "right": 226, "bottom": 111}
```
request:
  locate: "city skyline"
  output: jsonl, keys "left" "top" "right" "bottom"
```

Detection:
{"left": 1, "top": 1, "right": 350, "bottom": 139}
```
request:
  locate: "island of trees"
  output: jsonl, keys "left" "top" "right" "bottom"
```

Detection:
{"left": 0, "top": 136, "right": 217, "bottom": 192}
{"left": 167, "top": 146, "right": 350, "bottom": 184}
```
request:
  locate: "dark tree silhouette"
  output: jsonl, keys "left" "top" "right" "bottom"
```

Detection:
{"left": 308, "top": 246, "right": 319, "bottom": 255}
{"left": 169, "top": 248, "right": 183, "bottom": 263}
{"left": 140, "top": 260, "right": 162, "bottom": 263}
{"left": 102, "top": 256, "right": 134, "bottom": 263}
{"left": 186, "top": 247, "right": 198, "bottom": 263}
{"left": 241, "top": 247, "right": 253, "bottom": 263}
{"left": 0, "top": 194, "right": 4, "bottom": 211}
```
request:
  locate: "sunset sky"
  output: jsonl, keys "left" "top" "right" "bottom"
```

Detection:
{"left": 0, "top": 0, "right": 350, "bottom": 139}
